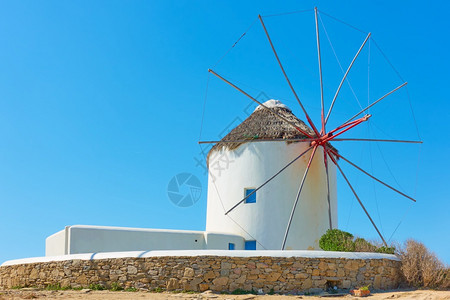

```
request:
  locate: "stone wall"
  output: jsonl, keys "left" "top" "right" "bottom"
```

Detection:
{"left": 0, "top": 256, "right": 402, "bottom": 293}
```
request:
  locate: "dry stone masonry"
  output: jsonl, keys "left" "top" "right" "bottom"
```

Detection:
{"left": 0, "top": 255, "right": 402, "bottom": 293}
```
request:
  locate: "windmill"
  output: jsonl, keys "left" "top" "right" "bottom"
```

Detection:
{"left": 200, "top": 8, "right": 421, "bottom": 250}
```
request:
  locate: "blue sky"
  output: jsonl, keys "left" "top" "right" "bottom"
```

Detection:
{"left": 0, "top": 1, "right": 448, "bottom": 264}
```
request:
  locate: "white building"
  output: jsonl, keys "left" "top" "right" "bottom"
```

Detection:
{"left": 46, "top": 100, "right": 337, "bottom": 256}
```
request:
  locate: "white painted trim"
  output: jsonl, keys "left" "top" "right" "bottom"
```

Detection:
{"left": 1, "top": 250, "right": 400, "bottom": 266}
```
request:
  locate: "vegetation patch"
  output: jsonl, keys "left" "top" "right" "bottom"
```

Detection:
{"left": 109, "top": 282, "right": 123, "bottom": 291}
{"left": 319, "top": 229, "right": 395, "bottom": 254}
{"left": 399, "top": 239, "right": 449, "bottom": 289}
{"left": 231, "top": 288, "right": 257, "bottom": 295}
{"left": 88, "top": 283, "right": 105, "bottom": 291}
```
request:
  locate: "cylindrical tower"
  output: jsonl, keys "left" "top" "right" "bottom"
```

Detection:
{"left": 205, "top": 100, "right": 337, "bottom": 250}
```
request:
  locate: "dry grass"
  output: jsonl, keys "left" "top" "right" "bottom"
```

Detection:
{"left": 398, "top": 239, "right": 449, "bottom": 289}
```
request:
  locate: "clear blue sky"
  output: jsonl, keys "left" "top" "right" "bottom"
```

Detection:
{"left": 0, "top": 1, "right": 448, "bottom": 264}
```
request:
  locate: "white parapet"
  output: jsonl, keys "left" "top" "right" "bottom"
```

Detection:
{"left": 3, "top": 249, "right": 400, "bottom": 266}
{"left": 45, "top": 225, "right": 245, "bottom": 256}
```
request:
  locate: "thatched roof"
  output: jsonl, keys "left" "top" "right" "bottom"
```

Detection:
{"left": 208, "top": 100, "right": 318, "bottom": 160}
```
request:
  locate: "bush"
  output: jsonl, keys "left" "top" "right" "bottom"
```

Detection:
{"left": 354, "top": 238, "right": 377, "bottom": 252}
{"left": 110, "top": 282, "right": 123, "bottom": 291}
{"left": 319, "top": 229, "right": 355, "bottom": 252}
{"left": 319, "top": 229, "right": 397, "bottom": 254}
{"left": 375, "top": 246, "right": 395, "bottom": 254}
{"left": 89, "top": 283, "right": 105, "bottom": 290}
{"left": 399, "top": 239, "right": 449, "bottom": 289}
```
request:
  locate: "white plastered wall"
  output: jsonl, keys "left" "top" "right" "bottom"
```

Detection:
{"left": 45, "top": 225, "right": 245, "bottom": 256}
{"left": 206, "top": 141, "right": 337, "bottom": 250}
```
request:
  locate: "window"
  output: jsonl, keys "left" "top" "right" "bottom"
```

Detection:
{"left": 245, "top": 240, "right": 256, "bottom": 250}
{"left": 244, "top": 188, "right": 256, "bottom": 203}
{"left": 228, "top": 243, "right": 235, "bottom": 250}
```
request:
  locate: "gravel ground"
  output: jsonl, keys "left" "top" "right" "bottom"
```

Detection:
{"left": 0, "top": 289, "right": 449, "bottom": 300}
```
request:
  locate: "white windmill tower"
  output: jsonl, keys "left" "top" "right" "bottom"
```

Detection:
{"left": 205, "top": 99, "right": 338, "bottom": 250}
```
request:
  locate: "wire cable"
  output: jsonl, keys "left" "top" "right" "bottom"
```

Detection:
{"left": 318, "top": 10, "right": 368, "bottom": 35}
{"left": 262, "top": 9, "right": 313, "bottom": 18}
{"left": 198, "top": 73, "right": 211, "bottom": 141}
{"left": 212, "top": 17, "right": 259, "bottom": 69}
{"left": 318, "top": 13, "right": 364, "bottom": 111}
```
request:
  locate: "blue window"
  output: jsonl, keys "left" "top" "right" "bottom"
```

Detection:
{"left": 244, "top": 188, "right": 256, "bottom": 203}
{"left": 228, "top": 243, "right": 235, "bottom": 250}
{"left": 245, "top": 240, "right": 256, "bottom": 250}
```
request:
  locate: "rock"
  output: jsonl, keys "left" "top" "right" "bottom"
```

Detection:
{"left": 29, "top": 268, "right": 39, "bottom": 280}
{"left": 127, "top": 266, "right": 138, "bottom": 275}
{"left": 204, "top": 270, "right": 216, "bottom": 281}
{"left": 199, "top": 283, "right": 210, "bottom": 292}
{"left": 266, "top": 272, "right": 281, "bottom": 282}
{"left": 221, "top": 262, "right": 231, "bottom": 270}
{"left": 308, "top": 288, "right": 323, "bottom": 294}
{"left": 212, "top": 277, "right": 228, "bottom": 286}
{"left": 236, "top": 275, "right": 246, "bottom": 284}
{"left": 184, "top": 267, "right": 195, "bottom": 278}
{"left": 167, "top": 278, "right": 179, "bottom": 291}
{"left": 373, "top": 275, "right": 382, "bottom": 289}
{"left": 344, "top": 261, "right": 360, "bottom": 271}
{"left": 342, "top": 279, "right": 352, "bottom": 289}
{"left": 318, "top": 261, "right": 328, "bottom": 270}
{"left": 76, "top": 274, "right": 88, "bottom": 285}
{"left": 302, "top": 278, "right": 312, "bottom": 289}
{"left": 295, "top": 273, "right": 308, "bottom": 279}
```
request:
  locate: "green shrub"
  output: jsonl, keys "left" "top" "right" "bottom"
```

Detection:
{"left": 375, "top": 246, "right": 395, "bottom": 254}
{"left": 319, "top": 230, "right": 397, "bottom": 254}
{"left": 231, "top": 288, "right": 257, "bottom": 295}
{"left": 359, "top": 285, "right": 370, "bottom": 291}
{"left": 354, "top": 238, "right": 377, "bottom": 252}
{"left": 45, "top": 284, "right": 61, "bottom": 290}
{"left": 110, "top": 282, "right": 123, "bottom": 291}
{"left": 319, "top": 229, "right": 355, "bottom": 251}
{"left": 88, "top": 283, "right": 105, "bottom": 290}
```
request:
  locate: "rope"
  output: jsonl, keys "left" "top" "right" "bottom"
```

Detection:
{"left": 388, "top": 202, "right": 414, "bottom": 243}
{"left": 212, "top": 17, "right": 259, "bottom": 69}
{"left": 344, "top": 143, "right": 366, "bottom": 230}
{"left": 368, "top": 123, "right": 385, "bottom": 236}
{"left": 367, "top": 38, "right": 371, "bottom": 113}
{"left": 262, "top": 9, "right": 313, "bottom": 18}
{"left": 374, "top": 136, "right": 405, "bottom": 193}
{"left": 198, "top": 73, "right": 210, "bottom": 141}
{"left": 371, "top": 38, "right": 405, "bottom": 82}
{"left": 406, "top": 86, "right": 422, "bottom": 140}
{"left": 318, "top": 13, "right": 364, "bottom": 111}
{"left": 318, "top": 10, "right": 368, "bottom": 35}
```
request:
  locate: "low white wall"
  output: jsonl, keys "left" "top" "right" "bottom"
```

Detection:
{"left": 45, "top": 227, "right": 68, "bottom": 256}
{"left": 45, "top": 225, "right": 245, "bottom": 256}
{"left": 3, "top": 249, "right": 400, "bottom": 266}
{"left": 204, "top": 232, "right": 245, "bottom": 250}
